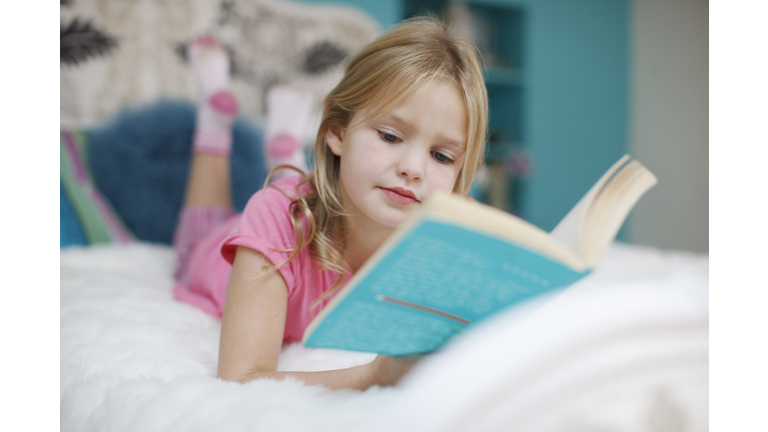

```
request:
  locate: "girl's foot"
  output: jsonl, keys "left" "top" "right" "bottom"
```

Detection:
{"left": 188, "top": 36, "right": 238, "bottom": 156}
{"left": 265, "top": 85, "right": 313, "bottom": 180}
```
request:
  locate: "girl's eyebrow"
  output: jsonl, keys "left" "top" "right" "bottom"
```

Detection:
{"left": 382, "top": 113, "right": 466, "bottom": 149}
{"left": 439, "top": 135, "right": 467, "bottom": 150}
{"left": 381, "top": 113, "right": 414, "bottom": 132}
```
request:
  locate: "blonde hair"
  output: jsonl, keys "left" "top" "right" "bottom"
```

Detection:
{"left": 274, "top": 16, "right": 488, "bottom": 312}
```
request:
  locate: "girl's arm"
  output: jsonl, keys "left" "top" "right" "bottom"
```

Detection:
{"left": 218, "top": 246, "right": 416, "bottom": 390}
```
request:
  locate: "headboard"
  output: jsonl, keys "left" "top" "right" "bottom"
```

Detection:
{"left": 60, "top": 0, "right": 380, "bottom": 134}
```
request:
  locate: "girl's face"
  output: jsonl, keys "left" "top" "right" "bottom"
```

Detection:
{"left": 325, "top": 80, "right": 468, "bottom": 230}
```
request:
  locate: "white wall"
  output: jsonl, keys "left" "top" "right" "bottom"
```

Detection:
{"left": 627, "top": 0, "right": 709, "bottom": 253}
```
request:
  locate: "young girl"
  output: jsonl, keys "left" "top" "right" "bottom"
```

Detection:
{"left": 173, "top": 17, "right": 488, "bottom": 390}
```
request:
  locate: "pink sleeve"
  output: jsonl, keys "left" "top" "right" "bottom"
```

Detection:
{"left": 221, "top": 177, "right": 307, "bottom": 294}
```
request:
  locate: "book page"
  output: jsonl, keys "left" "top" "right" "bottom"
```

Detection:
{"left": 549, "top": 155, "right": 631, "bottom": 258}
{"left": 582, "top": 163, "right": 658, "bottom": 266}
{"left": 428, "top": 194, "right": 585, "bottom": 271}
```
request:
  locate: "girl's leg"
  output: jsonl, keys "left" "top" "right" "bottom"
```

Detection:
{"left": 184, "top": 153, "right": 232, "bottom": 208}
{"left": 174, "top": 37, "right": 237, "bottom": 284}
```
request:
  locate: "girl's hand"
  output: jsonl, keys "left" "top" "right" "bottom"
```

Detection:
{"left": 366, "top": 354, "right": 422, "bottom": 387}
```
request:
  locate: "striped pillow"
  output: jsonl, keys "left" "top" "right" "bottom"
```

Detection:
{"left": 60, "top": 129, "right": 132, "bottom": 246}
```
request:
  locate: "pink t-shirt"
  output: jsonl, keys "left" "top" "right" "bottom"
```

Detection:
{"left": 173, "top": 176, "right": 350, "bottom": 343}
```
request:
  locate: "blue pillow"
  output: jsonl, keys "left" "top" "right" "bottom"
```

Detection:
{"left": 86, "top": 100, "right": 268, "bottom": 244}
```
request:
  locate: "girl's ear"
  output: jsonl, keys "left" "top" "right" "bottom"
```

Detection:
{"left": 325, "top": 124, "right": 343, "bottom": 156}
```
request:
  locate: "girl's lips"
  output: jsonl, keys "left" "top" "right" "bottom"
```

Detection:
{"left": 380, "top": 187, "right": 420, "bottom": 204}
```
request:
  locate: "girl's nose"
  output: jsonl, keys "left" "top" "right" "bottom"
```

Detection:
{"left": 397, "top": 150, "right": 426, "bottom": 180}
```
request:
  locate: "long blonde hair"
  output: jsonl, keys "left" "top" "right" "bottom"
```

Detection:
{"left": 274, "top": 16, "right": 488, "bottom": 311}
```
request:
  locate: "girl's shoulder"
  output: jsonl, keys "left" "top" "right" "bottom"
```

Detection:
{"left": 221, "top": 174, "right": 312, "bottom": 267}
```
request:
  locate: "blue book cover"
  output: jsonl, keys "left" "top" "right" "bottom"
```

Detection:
{"left": 304, "top": 215, "right": 588, "bottom": 356}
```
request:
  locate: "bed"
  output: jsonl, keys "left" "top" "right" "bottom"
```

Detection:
{"left": 61, "top": 241, "right": 708, "bottom": 431}
{"left": 60, "top": 1, "right": 708, "bottom": 429}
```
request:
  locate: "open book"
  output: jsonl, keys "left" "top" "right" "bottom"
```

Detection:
{"left": 303, "top": 155, "right": 658, "bottom": 356}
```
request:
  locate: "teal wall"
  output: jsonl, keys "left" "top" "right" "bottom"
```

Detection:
{"left": 518, "top": 0, "right": 629, "bottom": 232}
{"left": 293, "top": 0, "right": 630, "bottom": 234}
{"left": 293, "top": 0, "right": 402, "bottom": 28}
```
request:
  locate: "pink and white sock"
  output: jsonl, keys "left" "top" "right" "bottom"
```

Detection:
{"left": 265, "top": 85, "right": 313, "bottom": 181}
{"left": 187, "top": 37, "right": 238, "bottom": 156}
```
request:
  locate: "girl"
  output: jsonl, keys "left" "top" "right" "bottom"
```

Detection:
{"left": 174, "top": 17, "right": 488, "bottom": 390}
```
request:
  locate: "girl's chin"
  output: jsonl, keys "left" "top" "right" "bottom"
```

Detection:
{"left": 372, "top": 210, "right": 413, "bottom": 230}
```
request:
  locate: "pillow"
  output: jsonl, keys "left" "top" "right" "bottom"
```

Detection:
{"left": 60, "top": 129, "right": 133, "bottom": 247}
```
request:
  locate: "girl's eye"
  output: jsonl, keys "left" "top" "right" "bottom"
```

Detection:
{"left": 431, "top": 151, "right": 454, "bottom": 164}
{"left": 378, "top": 131, "right": 399, "bottom": 143}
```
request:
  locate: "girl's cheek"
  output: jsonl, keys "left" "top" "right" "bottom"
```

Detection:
{"left": 366, "top": 137, "right": 391, "bottom": 156}
{"left": 436, "top": 166, "right": 461, "bottom": 191}
{"left": 358, "top": 140, "right": 392, "bottom": 168}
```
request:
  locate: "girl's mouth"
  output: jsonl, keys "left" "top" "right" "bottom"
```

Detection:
{"left": 379, "top": 187, "right": 420, "bottom": 204}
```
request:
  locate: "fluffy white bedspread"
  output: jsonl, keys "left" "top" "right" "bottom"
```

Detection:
{"left": 61, "top": 242, "right": 708, "bottom": 432}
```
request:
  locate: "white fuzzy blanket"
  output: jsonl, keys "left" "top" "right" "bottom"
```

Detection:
{"left": 61, "top": 242, "right": 708, "bottom": 432}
